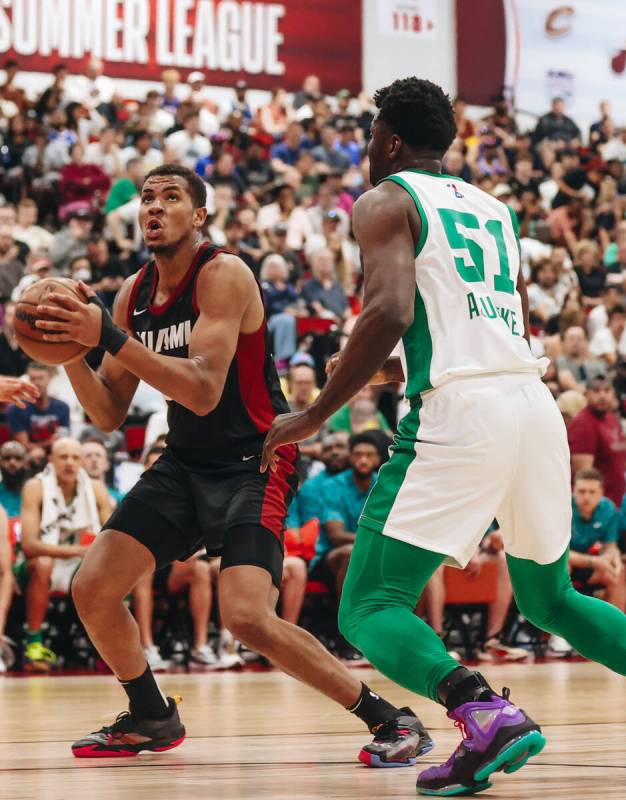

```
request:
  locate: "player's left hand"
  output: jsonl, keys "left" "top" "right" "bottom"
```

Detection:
{"left": 0, "top": 376, "right": 39, "bottom": 407}
{"left": 35, "top": 281, "right": 102, "bottom": 347}
{"left": 261, "top": 409, "right": 321, "bottom": 473}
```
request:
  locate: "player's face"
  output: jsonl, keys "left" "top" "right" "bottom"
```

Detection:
{"left": 139, "top": 176, "right": 205, "bottom": 254}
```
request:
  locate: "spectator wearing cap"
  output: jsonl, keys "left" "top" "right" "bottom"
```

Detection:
{"left": 236, "top": 138, "right": 275, "bottom": 198}
{"left": 589, "top": 304, "right": 626, "bottom": 367}
{"left": 311, "top": 125, "right": 351, "bottom": 172}
{"left": 256, "top": 184, "right": 312, "bottom": 250}
{"left": 0, "top": 301, "right": 29, "bottom": 377}
{"left": 301, "top": 247, "right": 350, "bottom": 323}
{"left": 260, "top": 254, "right": 301, "bottom": 365}
{"left": 263, "top": 222, "right": 303, "bottom": 283}
{"left": 334, "top": 120, "right": 362, "bottom": 167}
{"left": 270, "top": 121, "right": 306, "bottom": 173}
{"left": 532, "top": 97, "right": 581, "bottom": 144}
{"left": 224, "top": 215, "right": 259, "bottom": 276}
{"left": 59, "top": 142, "right": 111, "bottom": 213}
{"left": 556, "top": 326, "right": 606, "bottom": 393}
{"left": 165, "top": 111, "right": 211, "bottom": 170}
{"left": 120, "top": 130, "right": 164, "bottom": 173}
{"left": 0, "top": 225, "right": 24, "bottom": 302}
{"left": 307, "top": 181, "right": 350, "bottom": 237}
{"left": 569, "top": 375, "right": 626, "bottom": 506}
{"left": 231, "top": 80, "right": 252, "bottom": 123}
{"left": 49, "top": 209, "right": 93, "bottom": 275}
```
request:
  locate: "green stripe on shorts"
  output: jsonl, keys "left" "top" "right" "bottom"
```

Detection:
{"left": 359, "top": 398, "right": 422, "bottom": 533}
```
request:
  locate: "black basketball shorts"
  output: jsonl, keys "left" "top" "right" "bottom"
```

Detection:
{"left": 104, "top": 447, "right": 298, "bottom": 588}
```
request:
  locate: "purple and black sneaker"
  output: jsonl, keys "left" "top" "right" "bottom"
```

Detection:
{"left": 416, "top": 688, "right": 545, "bottom": 796}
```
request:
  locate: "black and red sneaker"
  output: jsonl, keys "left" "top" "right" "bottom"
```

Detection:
{"left": 359, "top": 707, "right": 434, "bottom": 767}
{"left": 72, "top": 696, "right": 185, "bottom": 758}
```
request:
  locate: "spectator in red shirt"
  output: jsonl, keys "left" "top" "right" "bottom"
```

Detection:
{"left": 569, "top": 375, "right": 626, "bottom": 505}
{"left": 59, "top": 142, "right": 111, "bottom": 213}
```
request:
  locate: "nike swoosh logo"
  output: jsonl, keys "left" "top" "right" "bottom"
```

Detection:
{"left": 133, "top": 308, "right": 147, "bottom": 316}
{"left": 242, "top": 455, "right": 257, "bottom": 461}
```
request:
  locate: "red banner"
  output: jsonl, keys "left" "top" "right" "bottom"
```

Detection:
{"left": 0, "top": 0, "right": 362, "bottom": 93}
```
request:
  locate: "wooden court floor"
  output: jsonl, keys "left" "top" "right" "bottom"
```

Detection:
{"left": 0, "top": 661, "right": 624, "bottom": 800}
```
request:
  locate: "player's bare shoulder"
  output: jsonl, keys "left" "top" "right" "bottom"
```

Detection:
{"left": 353, "top": 182, "right": 419, "bottom": 244}
{"left": 195, "top": 250, "right": 260, "bottom": 320}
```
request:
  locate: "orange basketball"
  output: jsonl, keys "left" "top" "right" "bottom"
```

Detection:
{"left": 14, "top": 278, "right": 91, "bottom": 366}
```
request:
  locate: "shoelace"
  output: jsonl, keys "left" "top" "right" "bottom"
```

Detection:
{"left": 370, "top": 718, "right": 407, "bottom": 742}
{"left": 102, "top": 711, "right": 135, "bottom": 734}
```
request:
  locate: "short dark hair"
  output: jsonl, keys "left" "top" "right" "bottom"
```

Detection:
{"left": 608, "top": 304, "right": 626, "bottom": 320}
{"left": 143, "top": 164, "right": 207, "bottom": 209}
{"left": 575, "top": 467, "right": 604, "bottom": 485}
{"left": 27, "top": 361, "right": 53, "bottom": 372}
{"left": 374, "top": 77, "right": 456, "bottom": 157}
{"left": 349, "top": 432, "right": 381, "bottom": 452}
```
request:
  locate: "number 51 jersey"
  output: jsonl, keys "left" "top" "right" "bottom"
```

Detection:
{"left": 380, "top": 169, "right": 548, "bottom": 401}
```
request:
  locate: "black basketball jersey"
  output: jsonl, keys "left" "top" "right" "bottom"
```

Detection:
{"left": 127, "top": 242, "right": 291, "bottom": 465}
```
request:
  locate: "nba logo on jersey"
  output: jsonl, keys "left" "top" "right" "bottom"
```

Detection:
{"left": 447, "top": 182, "right": 464, "bottom": 199}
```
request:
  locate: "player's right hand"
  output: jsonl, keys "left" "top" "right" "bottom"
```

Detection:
{"left": 0, "top": 377, "right": 39, "bottom": 408}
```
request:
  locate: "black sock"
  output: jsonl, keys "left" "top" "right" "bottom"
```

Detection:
{"left": 348, "top": 683, "right": 400, "bottom": 731}
{"left": 437, "top": 667, "right": 494, "bottom": 711}
{"left": 119, "top": 664, "right": 171, "bottom": 719}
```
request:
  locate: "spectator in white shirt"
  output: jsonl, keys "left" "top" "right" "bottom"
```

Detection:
{"left": 602, "top": 127, "right": 626, "bottom": 163}
{"left": 120, "top": 130, "right": 164, "bottom": 173}
{"left": 589, "top": 304, "right": 626, "bottom": 367}
{"left": 65, "top": 58, "right": 114, "bottom": 111}
{"left": 85, "top": 126, "right": 122, "bottom": 177}
{"left": 13, "top": 198, "right": 53, "bottom": 255}
{"left": 143, "top": 91, "right": 175, "bottom": 135}
{"left": 256, "top": 184, "right": 312, "bottom": 251}
{"left": 165, "top": 112, "right": 211, "bottom": 170}
{"left": 527, "top": 259, "right": 561, "bottom": 325}
{"left": 587, "top": 283, "right": 625, "bottom": 340}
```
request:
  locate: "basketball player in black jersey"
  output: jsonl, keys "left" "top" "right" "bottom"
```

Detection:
{"left": 35, "top": 164, "right": 431, "bottom": 765}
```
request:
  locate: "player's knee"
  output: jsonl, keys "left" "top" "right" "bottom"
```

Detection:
{"left": 72, "top": 564, "right": 117, "bottom": 619}
{"left": 222, "top": 602, "right": 272, "bottom": 649}
{"left": 28, "top": 556, "right": 53, "bottom": 580}
{"left": 515, "top": 591, "right": 563, "bottom": 632}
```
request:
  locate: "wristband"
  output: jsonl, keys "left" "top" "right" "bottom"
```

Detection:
{"left": 89, "top": 295, "right": 129, "bottom": 355}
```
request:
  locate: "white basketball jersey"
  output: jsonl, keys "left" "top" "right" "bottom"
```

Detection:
{"left": 382, "top": 168, "right": 549, "bottom": 400}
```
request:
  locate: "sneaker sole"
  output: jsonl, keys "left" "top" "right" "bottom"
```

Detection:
{"left": 358, "top": 738, "right": 434, "bottom": 768}
{"left": 417, "top": 781, "right": 492, "bottom": 796}
{"left": 473, "top": 730, "right": 546, "bottom": 782}
{"left": 72, "top": 735, "right": 185, "bottom": 758}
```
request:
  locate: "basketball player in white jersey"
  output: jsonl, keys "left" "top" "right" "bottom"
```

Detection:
{"left": 263, "top": 77, "right": 626, "bottom": 795}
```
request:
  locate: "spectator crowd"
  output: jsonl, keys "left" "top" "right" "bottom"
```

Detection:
{"left": 0, "top": 58, "right": 625, "bottom": 674}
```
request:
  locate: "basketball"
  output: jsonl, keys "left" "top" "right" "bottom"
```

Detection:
{"left": 14, "top": 278, "right": 91, "bottom": 366}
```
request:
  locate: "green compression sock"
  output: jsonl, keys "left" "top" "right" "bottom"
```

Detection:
{"left": 507, "top": 550, "right": 626, "bottom": 675}
{"left": 339, "top": 526, "right": 460, "bottom": 702}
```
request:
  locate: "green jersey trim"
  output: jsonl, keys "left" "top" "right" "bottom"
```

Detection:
{"left": 380, "top": 174, "right": 429, "bottom": 257}
{"left": 405, "top": 167, "right": 466, "bottom": 182}
{"left": 506, "top": 204, "right": 520, "bottom": 238}
{"left": 403, "top": 284, "right": 434, "bottom": 397}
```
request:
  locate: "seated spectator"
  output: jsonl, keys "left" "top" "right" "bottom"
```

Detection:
{"left": 18, "top": 437, "right": 112, "bottom": 669}
{"left": 293, "top": 74, "right": 321, "bottom": 111}
{"left": 26, "top": 445, "right": 48, "bottom": 477}
{"left": 601, "top": 125, "right": 626, "bottom": 163}
{"left": 103, "top": 157, "right": 143, "bottom": 214}
{"left": 87, "top": 235, "right": 129, "bottom": 309}
{"left": 165, "top": 111, "right": 211, "bottom": 170}
{"left": 283, "top": 362, "right": 322, "bottom": 473}
{"left": 263, "top": 222, "right": 304, "bottom": 283}
{"left": 532, "top": 97, "right": 581, "bottom": 145}
{"left": 208, "top": 152, "right": 247, "bottom": 198}
{"left": 260, "top": 87, "right": 290, "bottom": 137}
{"left": 81, "top": 438, "right": 123, "bottom": 505}
{"left": 555, "top": 326, "right": 606, "bottom": 392}
{"left": 0, "top": 301, "right": 30, "bottom": 376}
{"left": 223, "top": 215, "right": 259, "bottom": 276}
{"left": 328, "top": 386, "right": 393, "bottom": 437}
{"left": 569, "top": 376, "right": 626, "bottom": 506}
{"left": 334, "top": 121, "right": 362, "bottom": 167}
{"left": 0, "top": 441, "right": 27, "bottom": 517}
{"left": 270, "top": 121, "right": 306, "bottom": 173}
{"left": 0, "top": 505, "right": 13, "bottom": 672}
{"left": 0, "top": 224, "right": 24, "bottom": 302}
{"left": 301, "top": 248, "right": 350, "bottom": 323}
{"left": 132, "top": 444, "right": 221, "bottom": 670}
{"left": 307, "top": 181, "right": 351, "bottom": 237}
{"left": 557, "top": 390, "right": 588, "bottom": 429}
{"left": 160, "top": 68, "right": 182, "bottom": 116}
{"left": 569, "top": 469, "right": 625, "bottom": 612}
{"left": 59, "top": 142, "right": 111, "bottom": 213}
{"left": 49, "top": 208, "right": 94, "bottom": 275}
{"left": 527, "top": 259, "right": 561, "bottom": 326}
{"left": 589, "top": 304, "right": 626, "bottom": 367}
{"left": 311, "top": 124, "right": 351, "bottom": 172}
{"left": 84, "top": 126, "right": 122, "bottom": 178}
{"left": 120, "top": 130, "right": 164, "bottom": 173}
{"left": 587, "top": 284, "right": 625, "bottom": 340}
{"left": 573, "top": 239, "right": 605, "bottom": 304}
{"left": 13, "top": 198, "right": 54, "bottom": 254}
{"left": 261, "top": 253, "right": 300, "bottom": 366}
{"left": 6, "top": 362, "right": 70, "bottom": 451}
{"left": 236, "top": 137, "right": 275, "bottom": 198}
{"left": 256, "top": 184, "right": 312, "bottom": 251}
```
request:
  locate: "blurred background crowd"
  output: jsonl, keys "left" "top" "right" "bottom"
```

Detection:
{"left": 0, "top": 58, "right": 625, "bottom": 675}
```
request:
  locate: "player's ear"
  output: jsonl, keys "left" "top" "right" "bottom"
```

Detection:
{"left": 193, "top": 207, "right": 208, "bottom": 229}
{"left": 389, "top": 134, "right": 403, "bottom": 160}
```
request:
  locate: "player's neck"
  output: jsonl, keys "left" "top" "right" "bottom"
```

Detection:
{"left": 393, "top": 156, "right": 442, "bottom": 175}
{"left": 153, "top": 237, "right": 203, "bottom": 291}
